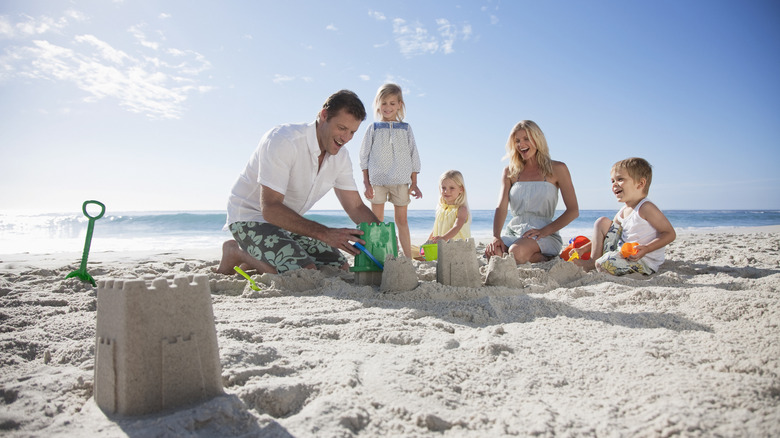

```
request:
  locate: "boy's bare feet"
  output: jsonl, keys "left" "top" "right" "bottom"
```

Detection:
{"left": 572, "top": 258, "right": 596, "bottom": 272}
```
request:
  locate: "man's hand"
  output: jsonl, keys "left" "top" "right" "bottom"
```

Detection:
{"left": 319, "top": 227, "right": 365, "bottom": 256}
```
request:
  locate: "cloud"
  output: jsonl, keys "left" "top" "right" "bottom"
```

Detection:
{"left": 369, "top": 10, "right": 386, "bottom": 21}
{"left": 0, "top": 12, "right": 212, "bottom": 119}
{"left": 273, "top": 74, "right": 295, "bottom": 84}
{"left": 326, "top": 24, "right": 338, "bottom": 31}
{"left": 0, "top": 11, "right": 83, "bottom": 38}
{"left": 359, "top": 74, "right": 370, "bottom": 81}
{"left": 273, "top": 74, "right": 313, "bottom": 84}
{"left": 392, "top": 18, "right": 439, "bottom": 57}
{"left": 390, "top": 17, "right": 471, "bottom": 58}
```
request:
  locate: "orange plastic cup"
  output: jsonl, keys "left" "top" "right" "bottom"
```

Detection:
{"left": 621, "top": 242, "right": 639, "bottom": 258}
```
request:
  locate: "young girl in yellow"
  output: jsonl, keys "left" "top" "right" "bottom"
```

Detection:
{"left": 426, "top": 170, "right": 471, "bottom": 243}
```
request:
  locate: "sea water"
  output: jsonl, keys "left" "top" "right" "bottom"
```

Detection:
{"left": 1, "top": 210, "right": 779, "bottom": 254}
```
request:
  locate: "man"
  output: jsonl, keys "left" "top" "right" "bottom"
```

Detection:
{"left": 217, "top": 90, "right": 380, "bottom": 275}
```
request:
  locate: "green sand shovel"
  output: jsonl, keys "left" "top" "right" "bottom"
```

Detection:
{"left": 65, "top": 200, "right": 105, "bottom": 287}
{"left": 234, "top": 266, "right": 261, "bottom": 291}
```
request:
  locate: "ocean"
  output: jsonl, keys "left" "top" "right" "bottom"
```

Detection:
{"left": 1, "top": 209, "right": 779, "bottom": 255}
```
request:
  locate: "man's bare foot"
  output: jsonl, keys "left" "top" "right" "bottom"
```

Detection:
{"left": 216, "top": 240, "right": 278, "bottom": 275}
{"left": 216, "top": 240, "right": 243, "bottom": 274}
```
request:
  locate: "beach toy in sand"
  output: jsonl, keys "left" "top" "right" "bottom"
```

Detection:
{"left": 351, "top": 222, "right": 397, "bottom": 275}
{"left": 621, "top": 242, "right": 639, "bottom": 258}
{"left": 420, "top": 243, "right": 438, "bottom": 261}
{"left": 353, "top": 242, "right": 384, "bottom": 270}
{"left": 65, "top": 200, "right": 105, "bottom": 287}
{"left": 234, "top": 266, "right": 261, "bottom": 291}
{"left": 560, "top": 235, "right": 590, "bottom": 261}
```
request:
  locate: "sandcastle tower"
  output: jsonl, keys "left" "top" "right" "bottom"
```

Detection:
{"left": 94, "top": 274, "right": 223, "bottom": 416}
{"left": 436, "top": 239, "right": 481, "bottom": 287}
{"left": 484, "top": 254, "right": 523, "bottom": 288}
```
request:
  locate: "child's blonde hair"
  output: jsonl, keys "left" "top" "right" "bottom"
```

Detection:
{"left": 439, "top": 170, "right": 468, "bottom": 207}
{"left": 504, "top": 120, "right": 553, "bottom": 180}
{"left": 373, "top": 83, "right": 405, "bottom": 122}
{"left": 613, "top": 157, "right": 653, "bottom": 194}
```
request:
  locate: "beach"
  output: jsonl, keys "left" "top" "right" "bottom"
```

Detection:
{"left": 1, "top": 227, "right": 779, "bottom": 437}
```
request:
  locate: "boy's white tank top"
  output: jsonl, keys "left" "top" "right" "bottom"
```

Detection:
{"left": 617, "top": 198, "right": 665, "bottom": 271}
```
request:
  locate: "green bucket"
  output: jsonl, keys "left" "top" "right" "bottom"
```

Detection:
{"left": 420, "top": 243, "right": 438, "bottom": 261}
{"left": 350, "top": 222, "right": 398, "bottom": 272}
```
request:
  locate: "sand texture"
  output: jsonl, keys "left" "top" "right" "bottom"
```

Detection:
{"left": 1, "top": 230, "right": 779, "bottom": 437}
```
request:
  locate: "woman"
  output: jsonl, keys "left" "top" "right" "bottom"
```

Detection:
{"left": 485, "top": 120, "right": 579, "bottom": 264}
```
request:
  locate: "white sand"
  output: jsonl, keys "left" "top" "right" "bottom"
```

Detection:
{"left": 1, "top": 227, "right": 779, "bottom": 437}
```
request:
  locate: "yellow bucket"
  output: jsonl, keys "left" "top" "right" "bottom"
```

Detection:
{"left": 420, "top": 243, "right": 438, "bottom": 261}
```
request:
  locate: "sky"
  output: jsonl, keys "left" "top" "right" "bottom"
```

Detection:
{"left": 1, "top": 0, "right": 779, "bottom": 215}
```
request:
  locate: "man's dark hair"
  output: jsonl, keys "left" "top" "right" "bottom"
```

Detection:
{"left": 322, "top": 90, "right": 367, "bottom": 122}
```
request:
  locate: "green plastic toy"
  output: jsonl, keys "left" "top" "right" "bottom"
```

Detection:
{"left": 65, "top": 200, "right": 105, "bottom": 287}
{"left": 350, "top": 222, "right": 397, "bottom": 273}
{"left": 234, "top": 266, "right": 261, "bottom": 291}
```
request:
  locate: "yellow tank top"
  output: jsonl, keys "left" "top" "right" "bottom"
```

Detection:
{"left": 432, "top": 203, "right": 471, "bottom": 241}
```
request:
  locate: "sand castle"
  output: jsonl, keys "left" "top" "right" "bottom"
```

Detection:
{"left": 484, "top": 254, "right": 523, "bottom": 288}
{"left": 380, "top": 255, "right": 419, "bottom": 292}
{"left": 94, "top": 274, "right": 223, "bottom": 416}
{"left": 436, "top": 239, "right": 481, "bottom": 287}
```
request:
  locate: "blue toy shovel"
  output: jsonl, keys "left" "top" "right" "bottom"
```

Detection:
{"left": 65, "top": 200, "right": 106, "bottom": 287}
{"left": 353, "top": 242, "right": 383, "bottom": 270}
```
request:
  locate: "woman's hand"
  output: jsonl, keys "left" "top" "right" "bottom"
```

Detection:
{"left": 523, "top": 228, "right": 542, "bottom": 240}
{"left": 522, "top": 228, "right": 548, "bottom": 241}
{"left": 485, "top": 237, "right": 508, "bottom": 258}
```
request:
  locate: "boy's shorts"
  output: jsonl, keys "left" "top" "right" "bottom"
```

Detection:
{"left": 371, "top": 184, "right": 411, "bottom": 206}
{"left": 595, "top": 223, "right": 654, "bottom": 276}
{"left": 229, "top": 221, "right": 347, "bottom": 274}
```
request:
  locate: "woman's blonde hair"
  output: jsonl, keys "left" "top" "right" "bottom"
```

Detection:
{"left": 503, "top": 120, "right": 553, "bottom": 180}
{"left": 373, "top": 83, "right": 405, "bottom": 122}
{"left": 439, "top": 170, "right": 468, "bottom": 207}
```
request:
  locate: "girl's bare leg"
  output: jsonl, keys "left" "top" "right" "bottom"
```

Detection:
{"left": 394, "top": 204, "right": 411, "bottom": 258}
{"left": 371, "top": 203, "right": 385, "bottom": 222}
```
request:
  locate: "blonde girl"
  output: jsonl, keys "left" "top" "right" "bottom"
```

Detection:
{"left": 484, "top": 120, "right": 579, "bottom": 264}
{"left": 359, "top": 83, "right": 422, "bottom": 258}
{"left": 427, "top": 170, "right": 471, "bottom": 243}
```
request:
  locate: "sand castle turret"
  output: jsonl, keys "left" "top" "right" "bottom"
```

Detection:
{"left": 436, "top": 239, "right": 481, "bottom": 287}
{"left": 94, "top": 274, "right": 223, "bottom": 416}
{"left": 484, "top": 254, "right": 523, "bottom": 288}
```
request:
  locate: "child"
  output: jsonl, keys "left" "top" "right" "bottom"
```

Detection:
{"left": 426, "top": 170, "right": 471, "bottom": 243}
{"left": 574, "top": 157, "right": 676, "bottom": 275}
{"left": 360, "top": 83, "right": 422, "bottom": 258}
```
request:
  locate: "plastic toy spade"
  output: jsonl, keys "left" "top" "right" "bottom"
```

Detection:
{"left": 65, "top": 200, "right": 106, "bottom": 287}
{"left": 234, "top": 266, "right": 261, "bottom": 291}
{"left": 353, "top": 242, "right": 383, "bottom": 270}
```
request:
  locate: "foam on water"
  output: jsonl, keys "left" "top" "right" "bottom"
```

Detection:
{"left": 1, "top": 209, "right": 778, "bottom": 254}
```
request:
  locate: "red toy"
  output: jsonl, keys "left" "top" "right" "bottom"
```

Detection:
{"left": 560, "top": 236, "right": 591, "bottom": 261}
